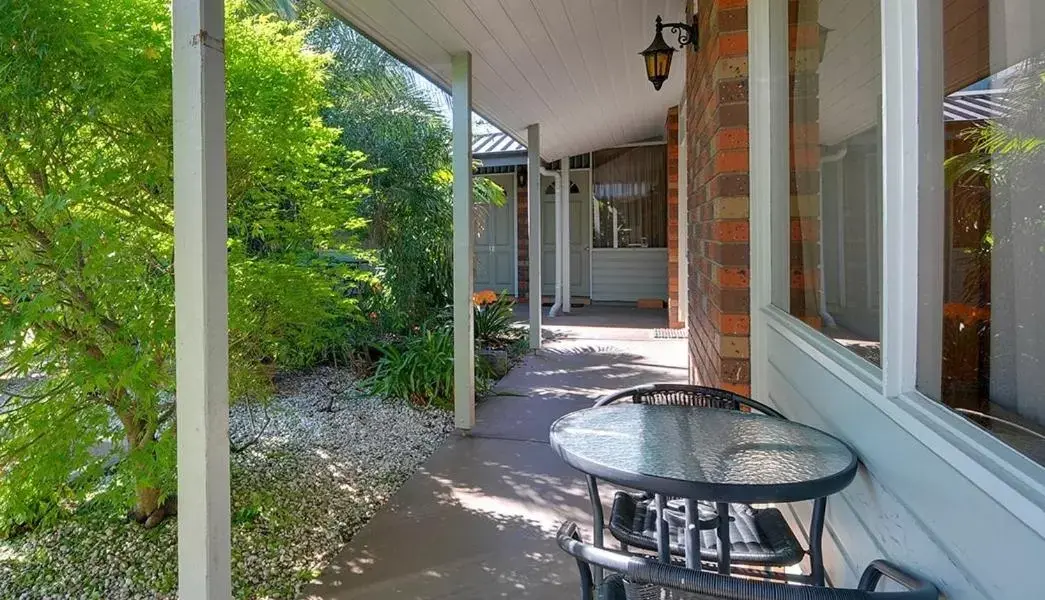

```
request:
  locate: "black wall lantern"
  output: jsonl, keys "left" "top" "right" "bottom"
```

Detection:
{"left": 641, "top": 15, "right": 698, "bottom": 91}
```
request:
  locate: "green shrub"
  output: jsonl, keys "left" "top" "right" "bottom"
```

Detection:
{"left": 309, "top": 19, "right": 506, "bottom": 327}
{"left": 366, "top": 329, "right": 456, "bottom": 409}
{"left": 0, "top": 0, "right": 367, "bottom": 532}
{"left": 365, "top": 325, "right": 504, "bottom": 409}
{"left": 228, "top": 255, "right": 365, "bottom": 399}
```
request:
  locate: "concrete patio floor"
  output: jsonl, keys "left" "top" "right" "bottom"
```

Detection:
{"left": 304, "top": 305, "right": 687, "bottom": 599}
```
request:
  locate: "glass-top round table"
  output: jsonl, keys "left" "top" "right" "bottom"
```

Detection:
{"left": 550, "top": 404, "right": 858, "bottom": 573}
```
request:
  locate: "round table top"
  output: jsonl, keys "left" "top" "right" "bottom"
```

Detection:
{"left": 550, "top": 404, "right": 858, "bottom": 503}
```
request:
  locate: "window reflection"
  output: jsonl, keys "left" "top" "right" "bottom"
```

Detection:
{"left": 931, "top": 0, "right": 1045, "bottom": 464}
{"left": 777, "top": 0, "right": 883, "bottom": 366}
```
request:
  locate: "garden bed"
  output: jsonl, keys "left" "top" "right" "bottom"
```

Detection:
{"left": 0, "top": 367, "right": 454, "bottom": 599}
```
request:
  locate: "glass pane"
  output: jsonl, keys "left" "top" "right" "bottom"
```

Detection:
{"left": 773, "top": 0, "right": 883, "bottom": 366}
{"left": 592, "top": 146, "right": 667, "bottom": 248}
{"left": 925, "top": 0, "right": 1045, "bottom": 464}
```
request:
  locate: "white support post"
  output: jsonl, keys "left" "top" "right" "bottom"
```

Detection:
{"left": 552, "top": 170, "right": 564, "bottom": 315}
{"left": 527, "top": 125, "right": 542, "bottom": 349}
{"left": 172, "top": 0, "right": 231, "bottom": 598}
{"left": 561, "top": 158, "right": 571, "bottom": 313}
{"left": 451, "top": 52, "right": 475, "bottom": 430}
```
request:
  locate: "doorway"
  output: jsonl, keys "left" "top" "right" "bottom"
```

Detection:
{"left": 474, "top": 173, "right": 517, "bottom": 295}
{"left": 541, "top": 171, "right": 591, "bottom": 298}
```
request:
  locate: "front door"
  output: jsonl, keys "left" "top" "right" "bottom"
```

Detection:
{"left": 541, "top": 171, "right": 591, "bottom": 298}
{"left": 473, "top": 174, "right": 516, "bottom": 295}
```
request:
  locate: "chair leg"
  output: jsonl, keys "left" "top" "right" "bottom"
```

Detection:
{"left": 586, "top": 475, "right": 605, "bottom": 585}
{"left": 655, "top": 494, "right": 670, "bottom": 563}
{"left": 809, "top": 497, "right": 828, "bottom": 586}
{"left": 715, "top": 502, "right": 731, "bottom": 575}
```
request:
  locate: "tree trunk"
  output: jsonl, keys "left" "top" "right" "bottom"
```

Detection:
{"left": 118, "top": 403, "right": 172, "bottom": 527}
{"left": 134, "top": 485, "right": 161, "bottom": 522}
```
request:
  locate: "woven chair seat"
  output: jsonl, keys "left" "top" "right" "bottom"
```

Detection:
{"left": 601, "top": 575, "right": 697, "bottom": 600}
{"left": 608, "top": 491, "right": 805, "bottom": 567}
{"left": 601, "top": 575, "right": 700, "bottom": 600}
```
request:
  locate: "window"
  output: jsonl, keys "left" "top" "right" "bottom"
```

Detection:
{"left": 592, "top": 146, "right": 667, "bottom": 248}
{"left": 920, "top": 0, "right": 1045, "bottom": 464}
{"left": 773, "top": 0, "right": 883, "bottom": 366}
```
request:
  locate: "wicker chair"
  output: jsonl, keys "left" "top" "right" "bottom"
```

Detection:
{"left": 586, "top": 383, "right": 825, "bottom": 585}
{"left": 557, "top": 522, "right": 939, "bottom": 600}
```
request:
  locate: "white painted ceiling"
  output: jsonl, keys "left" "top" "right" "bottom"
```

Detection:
{"left": 322, "top": 0, "right": 688, "bottom": 160}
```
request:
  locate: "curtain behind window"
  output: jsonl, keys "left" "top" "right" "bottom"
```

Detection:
{"left": 592, "top": 145, "right": 667, "bottom": 248}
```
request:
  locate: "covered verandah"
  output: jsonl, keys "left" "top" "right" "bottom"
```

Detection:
{"left": 170, "top": 0, "right": 1045, "bottom": 598}
{"left": 170, "top": 0, "right": 687, "bottom": 595}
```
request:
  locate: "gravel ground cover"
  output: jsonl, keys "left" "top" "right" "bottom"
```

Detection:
{"left": 0, "top": 367, "right": 454, "bottom": 599}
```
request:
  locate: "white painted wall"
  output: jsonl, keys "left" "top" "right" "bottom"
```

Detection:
{"left": 590, "top": 249, "right": 668, "bottom": 302}
{"left": 765, "top": 312, "right": 1045, "bottom": 599}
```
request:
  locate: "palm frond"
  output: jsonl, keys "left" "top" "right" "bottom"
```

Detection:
{"left": 243, "top": 0, "right": 298, "bottom": 20}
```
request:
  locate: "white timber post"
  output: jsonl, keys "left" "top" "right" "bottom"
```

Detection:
{"left": 561, "top": 158, "right": 572, "bottom": 313}
{"left": 527, "top": 125, "right": 542, "bottom": 349}
{"left": 451, "top": 52, "right": 475, "bottom": 430}
{"left": 552, "top": 170, "right": 563, "bottom": 315}
{"left": 172, "top": 0, "right": 232, "bottom": 597}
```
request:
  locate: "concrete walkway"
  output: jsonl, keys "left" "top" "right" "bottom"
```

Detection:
{"left": 304, "top": 306, "right": 687, "bottom": 600}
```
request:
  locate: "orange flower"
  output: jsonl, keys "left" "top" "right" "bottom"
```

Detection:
{"left": 943, "top": 303, "right": 990, "bottom": 326}
{"left": 473, "top": 289, "right": 498, "bottom": 306}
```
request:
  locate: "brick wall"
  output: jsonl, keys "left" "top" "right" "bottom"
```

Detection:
{"left": 666, "top": 106, "right": 682, "bottom": 328}
{"left": 685, "top": 0, "right": 751, "bottom": 396}
{"left": 516, "top": 172, "right": 529, "bottom": 299}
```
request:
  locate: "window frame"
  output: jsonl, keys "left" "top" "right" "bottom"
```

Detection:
{"left": 748, "top": 0, "right": 1045, "bottom": 538}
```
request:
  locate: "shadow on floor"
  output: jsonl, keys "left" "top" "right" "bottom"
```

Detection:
{"left": 474, "top": 340, "right": 687, "bottom": 444}
{"left": 304, "top": 308, "right": 687, "bottom": 599}
{"left": 514, "top": 303, "right": 671, "bottom": 335}
{"left": 302, "top": 437, "right": 593, "bottom": 599}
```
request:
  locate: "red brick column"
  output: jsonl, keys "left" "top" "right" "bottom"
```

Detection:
{"left": 685, "top": 0, "right": 751, "bottom": 396}
{"left": 666, "top": 106, "right": 682, "bottom": 328}
{"left": 516, "top": 172, "right": 529, "bottom": 299}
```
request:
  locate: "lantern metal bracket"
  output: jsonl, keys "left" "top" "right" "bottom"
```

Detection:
{"left": 656, "top": 16, "right": 698, "bottom": 51}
